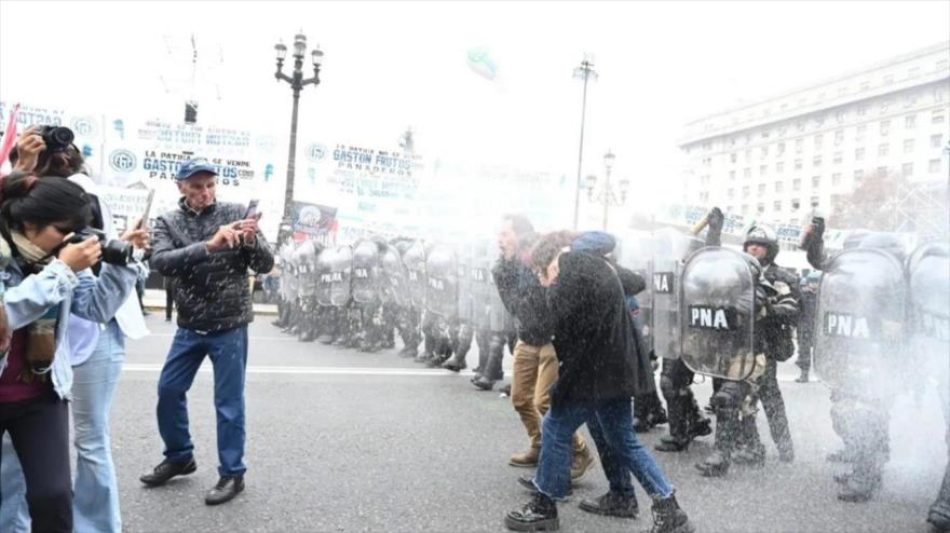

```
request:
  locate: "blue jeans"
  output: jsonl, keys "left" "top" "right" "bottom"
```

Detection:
{"left": 0, "top": 322, "right": 125, "bottom": 533}
{"left": 157, "top": 326, "right": 248, "bottom": 477}
{"left": 533, "top": 397, "right": 674, "bottom": 500}
{"left": 72, "top": 321, "right": 125, "bottom": 533}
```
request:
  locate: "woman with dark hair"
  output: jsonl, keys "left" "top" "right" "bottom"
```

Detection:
{"left": 0, "top": 173, "right": 138, "bottom": 532}
{"left": 4, "top": 130, "right": 149, "bottom": 532}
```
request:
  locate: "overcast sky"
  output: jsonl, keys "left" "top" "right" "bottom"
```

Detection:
{"left": 1, "top": 0, "right": 948, "bottom": 207}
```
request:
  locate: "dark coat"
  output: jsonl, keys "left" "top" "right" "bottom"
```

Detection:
{"left": 547, "top": 251, "right": 655, "bottom": 406}
{"left": 150, "top": 198, "right": 274, "bottom": 332}
{"left": 492, "top": 257, "right": 554, "bottom": 346}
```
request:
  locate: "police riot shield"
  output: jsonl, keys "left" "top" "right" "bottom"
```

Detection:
{"left": 403, "top": 240, "right": 427, "bottom": 309}
{"left": 456, "top": 243, "right": 474, "bottom": 323}
{"left": 295, "top": 240, "right": 319, "bottom": 298}
{"left": 679, "top": 247, "right": 758, "bottom": 381}
{"left": 327, "top": 245, "right": 354, "bottom": 307}
{"left": 351, "top": 240, "right": 381, "bottom": 305}
{"left": 469, "top": 241, "right": 494, "bottom": 330}
{"left": 283, "top": 242, "right": 301, "bottom": 300}
{"left": 814, "top": 248, "right": 906, "bottom": 390}
{"left": 315, "top": 246, "right": 334, "bottom": 307}
{"left": 908, "top": 243, "right": 949, "bottom": 381}
{"left": 651, "top": 228, "right": 704, "bottom": 360}
{"left": 380, "top": 246, "right": 408, "bottom": 306}
{"left": 425, "top": 243, "right": 459, "bottom": 319}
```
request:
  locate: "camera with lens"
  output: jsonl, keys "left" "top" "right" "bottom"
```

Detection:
{"left": 64, "top": 228, "right": 133, "bottom": 266}
{"left": 37, "top": 126, "right": 75, "bottom": 153}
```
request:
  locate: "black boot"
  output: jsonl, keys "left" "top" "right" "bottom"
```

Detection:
{"left": 837, "top": 458, "right": 882, "bottom": 503}
{"left": 656, "top": 395, "right": 691, "bottom": 452}
{"left": 140, "top": 458, "right": 197, "bottom": 486}
{"left": 645, "top": 492, "right": 694, "bottom": 533}
{"left": 441, "top": 351, "right": 467, "bottom": 372}
{"left": 505, "top": 492, "right": 559, "bottom": 532}
{"left": 205, "top": 475, "right": 245, "bottom": 506}
{"left": 685, "top": 394, "right": 712, "bottom": 439}
{"left": 579, "top": 491, "right": 638, "bottom": 519}
{"left": 696, "top": 408, "right": 737, "bottom": 477}
{"left": 795, "top": 368, "right": 809, "bottom": 383}
{"left": 732, "top": 415, "right": 765, "bottom": 467}
{"left": 928, "top": 463, "right": 950, "bottom": 533}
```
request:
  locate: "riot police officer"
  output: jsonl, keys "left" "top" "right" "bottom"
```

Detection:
{"left": 695, "top": 208, "right": 798, "bottom": 477}
{"left": 802, "top": 218, "right": 905, "bottom": 501}
{"left": 795, "top": 271, "right": 820, "bottom": 383}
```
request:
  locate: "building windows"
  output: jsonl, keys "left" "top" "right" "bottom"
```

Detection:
{"left": 776, "top": 161, "right": 785, "bottom": 173}
{"left": 931, "top": 134, "right": 944, "bottom": 148}
{"left": 757, "top": 203, "right": 765, "bottom": 214}
{"left": 793, "top": 178, "right": 801, "bottom": 191}
{"left": 934, "top": 110, "right": 946, "bottom": 124}
{"left": 758, "top": 184, "right": 766, "bottom": 195}
{"left": 744, "top": 167, "right": 752, "bottom": 179}
{"left": 878, "top": 143, "right": 889, "bottom": 157}
{"left": 903, "top": 139, "right": 915, "bottom": 153}
{"left": 729, "top": 170, "right": 736, "bottom": 180}
{"left": 773, "top": 200, "right": 782, "bottom": 211}
{"left": 760, "top": 146, "right": 769, "bottom": 158}
{"left": 791, "top": 199, "right": 801, "bottom": 211}
{"left": 759, "top": 164, "right": 767, "bottom": 176}
{"left": 795, "top": 159, "right": 803, "bottom": 170}
{"left": 855, "top": 148, "right": 866, "bottom": 161}
{"left": 814, "top": 134, "right": 823, "bottom": 149}
{"left": 877, "top": 166, "right": 888, "bottom": 177}
{"left": 790, "top": 217, "right": 799, "bottom": 227}
{"left": 775, "top": 181, "right": 783, "bottom": 193}
{"left": 810, "top": 196, "right": 820, "bottom": 208}
{"left": 880, "top": 120, "right": 890, "bottom": 136}
{"left": 832, "top": 173, "right": 842, "bottom": 186}
{"left": 728, "top": 188, "right": 735, "bottom": 199}
{"left": 902, "top": 163, "right": 914, "bottom": 177}
{"left": 813, "top": 155, "right": 823, "bottom": 167}
{"left": 905, "top": 115, "right": 917, "bottom": 129}
{"left": 834, "top": 129, "right": 844, "bottom": 145}
{"left": 881, "top": 99, "right": 892, "bottom": 113}
{"left": 812, "top": 175, "right": 821, "bottom": 188}
{"left": 702, "top": 157, "right": 712, "bottom": 166}
{"left": 795, "top": 138, "right": 804, "bottom": 153}
{"left": 857, "top": 104, "right": 869, "bottom": 116}
{"left": 855, "top": 124, "right": 867, "bottom": 141}
{"left": 743, "top": 186, "right": 750, "bottom": 198}
{"left": 854, "top": 169, "right": 864, "bottom": 181}
{"left": 930, "top": 159, "right": 942, "bottom": 173}
{"left": 777, "top": 142, "right": 785, "bottom": 155}
{"left": 833, "top": 151, "right": 843, "bottom": 164}
{"left": 905, "top": 94, "right": 919, "bottom": 109}
{"left": 730, "top": 152, "right": 737, "bottom": 163}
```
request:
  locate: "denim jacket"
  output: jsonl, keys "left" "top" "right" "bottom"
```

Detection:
{"left": 0, "top": 258, "right": 137, "bottom": 400}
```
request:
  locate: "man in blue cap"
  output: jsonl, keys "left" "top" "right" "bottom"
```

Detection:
{"left": 140, "top": 158, "right": 273, "bottom": 506}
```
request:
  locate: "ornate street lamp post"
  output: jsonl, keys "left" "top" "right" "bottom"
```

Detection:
{"left": 586, "top": 149, "right": 629, "bottom": 230}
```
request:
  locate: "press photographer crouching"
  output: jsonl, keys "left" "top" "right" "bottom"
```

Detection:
{"left": 0, "top": 173, "right": 141, "bottom": 533}
{"left": 1, "top": 125, "right": 149, "bottom": 533}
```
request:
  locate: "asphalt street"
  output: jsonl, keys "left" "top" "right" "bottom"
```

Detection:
{"left": 105, "top": 314, "right": 946, "bottom": 533}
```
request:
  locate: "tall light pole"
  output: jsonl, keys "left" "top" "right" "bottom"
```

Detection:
{"left": 572, "top": 56, "right": 597, "bottom": 230}
{"left": 586, "top": 149, "right": 629, "bottom": 231}
{"left": 274, "top": 32, "right": 323, "bottom": 239}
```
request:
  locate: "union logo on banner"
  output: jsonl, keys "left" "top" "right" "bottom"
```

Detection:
{"left": 109, "top": 149, "right": 137, "bottom": 173}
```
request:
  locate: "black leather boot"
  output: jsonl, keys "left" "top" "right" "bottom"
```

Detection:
{"left": 505, "top": 492, "right": 559, "bottom": 532}
{"left": 696, "top": 408, "right": 737, "bottom": 477}
{"left": 646, "top": 492, "right": 695, "bottom": 533}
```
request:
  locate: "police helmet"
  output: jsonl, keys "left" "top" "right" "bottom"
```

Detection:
{"left": 743, "top": 224, "right": 779, "bottom": 264}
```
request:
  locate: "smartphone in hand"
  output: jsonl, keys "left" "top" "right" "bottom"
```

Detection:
{"left": 245, "top": 199, "right": 261, "bottom": 220}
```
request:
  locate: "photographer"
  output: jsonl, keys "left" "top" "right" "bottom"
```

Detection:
{"left": 141, "top": 158, "right": 273, "bottom": 506}
{"left": 0, "top": 174, "right": 139, "bottom": 533}
{"left": 1, "top": 127, "right": 149, "bottom": 533}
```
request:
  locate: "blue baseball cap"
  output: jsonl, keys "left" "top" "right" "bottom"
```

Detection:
{"left": 176, "top": 157, "right": 218, "bottom": 181}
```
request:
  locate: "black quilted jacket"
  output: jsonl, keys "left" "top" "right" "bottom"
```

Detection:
{"left": 150, "top": 198, "right": 274, "bottom": 332}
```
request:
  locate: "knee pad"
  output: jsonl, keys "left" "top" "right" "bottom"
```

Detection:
{"left": 711, "top": 381, "right": 747, "bottom": 410}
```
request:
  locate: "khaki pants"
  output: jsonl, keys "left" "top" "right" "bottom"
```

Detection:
{"left": 510, "top": 340, "right": 586, "bottom": 453}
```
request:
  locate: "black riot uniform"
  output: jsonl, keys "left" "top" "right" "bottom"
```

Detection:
{"left": 803, "top": 220, "right": 906, "bottom": 502}
{"left": 695, "top": 211, "right": 799, "bottom": 477}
